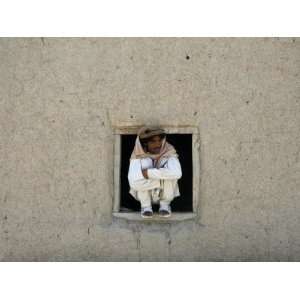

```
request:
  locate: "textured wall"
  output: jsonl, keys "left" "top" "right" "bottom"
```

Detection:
{"left": 0, "top": 38, "right": 299, "bottom": 261}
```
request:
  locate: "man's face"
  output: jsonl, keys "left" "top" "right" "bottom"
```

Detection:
{"left": 147, "top": 135, "right": 163, "bottom": 154}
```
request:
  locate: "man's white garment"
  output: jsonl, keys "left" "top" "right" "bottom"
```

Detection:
{"left": 128, "top": 156, "right": 182, "bottom": 208}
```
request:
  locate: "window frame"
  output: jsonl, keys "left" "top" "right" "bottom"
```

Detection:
{"left": 112, "top": 125, "right": 200, "bottom": 222}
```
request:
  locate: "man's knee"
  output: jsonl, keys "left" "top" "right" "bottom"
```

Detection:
{"left": 131, "top": 179, "right": 160, "bottom": 192}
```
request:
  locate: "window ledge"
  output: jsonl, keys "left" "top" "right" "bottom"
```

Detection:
{"left": 112, "top": 212, "right": 197, "bottom": 222}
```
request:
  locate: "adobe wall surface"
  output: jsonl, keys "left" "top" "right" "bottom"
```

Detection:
{"left": 0, "top": 38, "right": 299, "bottom": 261}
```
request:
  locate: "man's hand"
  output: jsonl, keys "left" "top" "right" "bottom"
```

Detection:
{"left": 142, "top": 169, "right": 149, "bottom": 179}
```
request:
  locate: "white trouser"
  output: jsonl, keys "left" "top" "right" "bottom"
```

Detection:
{"left": 136, "top": 179, "right": 178, "bottom": 208}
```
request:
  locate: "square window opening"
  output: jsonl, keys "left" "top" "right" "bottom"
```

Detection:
{"left": 113, "top": 126, "right": 200, "bottom": 221}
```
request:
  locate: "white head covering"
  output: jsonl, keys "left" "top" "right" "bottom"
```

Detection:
{"left": 130, "top": 126, "right": 178, "bottom": 168}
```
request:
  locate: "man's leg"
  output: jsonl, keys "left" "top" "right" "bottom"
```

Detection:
{"left": 136, "top": 189, "right": 154, "bottom": 218}
{"left": 133, "top": 178, "right": 161, "bottom": 205}
{"left": 160, "top": 179, "right": 177, "bottom": 206}
{"left": 136, "top": 190, "right": 152, "bottom": 208}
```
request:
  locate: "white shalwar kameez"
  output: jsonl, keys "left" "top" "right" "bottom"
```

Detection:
{"left": 128, "top": 156, "right": 182, "bottom": 208}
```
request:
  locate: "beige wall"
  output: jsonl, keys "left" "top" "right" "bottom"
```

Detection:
{"left": 0, "top": 38, "right": 299, "bottom": 261}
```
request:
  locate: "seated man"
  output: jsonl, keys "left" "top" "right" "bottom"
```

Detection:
{"left": 128, "top": 126, "right": 182, "bottom": 218}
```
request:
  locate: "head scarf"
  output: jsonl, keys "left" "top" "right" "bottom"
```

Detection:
{"left": 130, "top": 126, "right": 178, "bottom": 168}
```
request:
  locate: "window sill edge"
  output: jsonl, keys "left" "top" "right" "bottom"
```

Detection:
{"left": 112, "top": 212, "right": 197, "bottom": 222}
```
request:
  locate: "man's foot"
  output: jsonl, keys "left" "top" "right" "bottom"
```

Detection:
{"left": 141, "top": 206, "right": 153, "bottom": 218}
{"left": 159, "top": 203, "right": 171, "bottom": 218}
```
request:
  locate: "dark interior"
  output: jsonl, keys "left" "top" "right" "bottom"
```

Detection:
{"left": 120, "top": 134, "right": 193, "bottom": 212}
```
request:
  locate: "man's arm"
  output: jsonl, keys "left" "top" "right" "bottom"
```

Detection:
{"left": 128, "top": 159, "right": 160, "bottom": 191}
{"left": 146, "top": 156, "right": 182, "bottom": 180}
